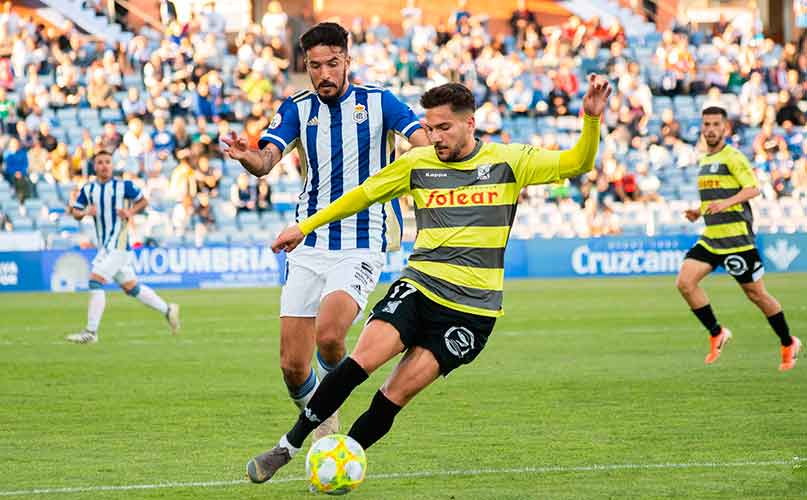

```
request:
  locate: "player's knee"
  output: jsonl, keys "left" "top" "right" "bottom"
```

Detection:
{"left": 124, "top": 284, "right": 141, "bottom": 297}
{"left": 280, "top": 360, "right": 310, "bottom": 387}
{"left": 316, "top": 323, "right": 347, "bottom": 353}
{"left": 675, "top": 276, "right": 695, "bottom": 295}
{"left": 743, "top": 286, "right": 766, "bottom": 305}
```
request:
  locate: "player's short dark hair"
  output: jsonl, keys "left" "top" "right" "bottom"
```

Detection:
{"left": 93, "top": 150, "right": 113, "bottom": 161}
{"left": 300, "top": 22, "right": 349, "bottom": 54}
{"left": 702, "top": 106, "right": 727, "bottom": 118}
{"left": 420, "top": 83, "right": 476, "bottom": 114}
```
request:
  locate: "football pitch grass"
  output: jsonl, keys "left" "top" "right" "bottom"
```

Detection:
{"left": 2, "top": 274, "right": 805, "bottom": 499}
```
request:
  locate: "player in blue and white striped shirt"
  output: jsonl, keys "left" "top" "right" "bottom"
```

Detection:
{"left": 66, "top": 150, "right": 179, "bottom": 344}
{"left": 223, "top": 22, "right": 429, "bottom": 447}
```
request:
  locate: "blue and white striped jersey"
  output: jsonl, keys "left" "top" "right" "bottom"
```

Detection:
{"left": 259, "top": 84, "right": 421, "bottom": 252}
{"left": 74, "top": 179, "right": 143, "bottom": 251}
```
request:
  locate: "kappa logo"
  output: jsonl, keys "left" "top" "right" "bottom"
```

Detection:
{"left": 352, "top": 284, "right": 362, "bottom": 294}
{"left": 764, "top": 239, "right": 800, "bottom": 271}
{"left": 269, "top": 114, "right": 282, "bottom": 129}
{"left": 353, "top": 104, "right": 368, "bottom": 124}
{"left": 444, "top": 326, "right": 475, "bottom": 359}
{"left": 304, "top": 407, "right": 321, "bottom": 423}
{"left": 382, "top": 300, "right": 401, "bottom": 314}
{"left": 723, "top": 255, "right": 749, "bottom": 276}
{"left": 307, "top": 117, "right": 319, "bottom": 127}
{"left": 709, "top": 163, "right": 720, "bottom": 173}
{"left": 477, "top": 164, "right": 492, "bottom": 180}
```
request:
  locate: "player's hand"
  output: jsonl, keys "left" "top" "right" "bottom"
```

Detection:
{"left": 582, "top": 74, "right": 612, "bottom": 117}
{"left": 117, "top": 208, "right": 132, "bottom": 220}
{"left": 271, "top": 225, "right": 304, "bottom": 254}
{"left": 684, "top": 209, "right": 701, "bottom": 222}
{"left": 705, "top": 200, "right": 730, "bottom": 215}
{"left": 85, "top": 205, "right": 97, "bottom": 217}
{"left": 221, "top": 131, "right": 250, "bottom": 161}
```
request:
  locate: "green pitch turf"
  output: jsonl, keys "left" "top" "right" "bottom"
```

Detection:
{"left": 1, "top": 274, "right": 805, "bottom": 499}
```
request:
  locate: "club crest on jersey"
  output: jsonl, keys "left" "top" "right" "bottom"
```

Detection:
{"left": 477, "top": 164, "right": 492, "bottom": 180}
{"left": 353, "top": 104, "right": 368, "bottom": 124}
{"left": 269, "top": 114, "right": 282, "bottom": 129}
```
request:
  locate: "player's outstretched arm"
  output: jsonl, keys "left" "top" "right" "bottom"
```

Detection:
{"left": 271, "top": 186, "right": 375, "bottom": 253}
{"left": 557, "top": 74, "right": 611, "bottom": 179}
{"left": 221, "top": 131, "right": 281, "bottom": 177}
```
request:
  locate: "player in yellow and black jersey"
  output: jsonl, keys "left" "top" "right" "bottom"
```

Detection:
{"left": 676, "top": 106, "right": 801, "bottom": 371}
{"left": 243, "top": 77, "right": 612, "bottom": 483}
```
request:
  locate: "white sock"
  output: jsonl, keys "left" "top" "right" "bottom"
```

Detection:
{"left": 290, "top": 368, "right": 319, "bottom": 411}
{"left": 134, "top": 285, "right": 169, "bottom": 315}
{"left": 315, "top": 351, "right": 344, "bottom": 381}
{"left": 86, "top": 290, "right": 106, "bottom": 333}
{"left": 279, "top": 434, "right": 301, "bottom": 457}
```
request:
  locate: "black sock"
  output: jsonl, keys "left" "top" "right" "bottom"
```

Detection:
{"left": 767, "top": 311, "right": 792, "bottom": 347}
{"left": 692, "top": 304, "right": 722, "bottom": 336}
{"left": 286, "top": 357, "right": 368, "bottom": 449}
{"left": 348, "top": 390, "right": 402, "bottom": 450}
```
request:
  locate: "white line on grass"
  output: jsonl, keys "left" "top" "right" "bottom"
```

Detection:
{"left": 0, "top": 459, "right": 792, "bottom": 497}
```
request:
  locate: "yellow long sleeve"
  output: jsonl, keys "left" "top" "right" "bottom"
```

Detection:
{"left": 297, "top": 186, "right": 373, "bottom": 235}
{"left": 557, "top": 114, "right": 601, "bottom": 179}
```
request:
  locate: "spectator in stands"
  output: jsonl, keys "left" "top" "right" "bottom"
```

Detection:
{"left": 0, "top": 87, "right": 14, "bottom": 134}
{"left": 261, "top": 1, "right": 288, "bottom": 40}
{"left": 26, "top": 138, "right": 48, "bottom": 181}
{"left": 792, "top": 157, "right": 807, "bottom": 195}
{"left": 87, "top": 68, "right": 118, "bottom": 111}
{"left": 195, "top": 155, "right": 221, "bottom": 196}
{"left": 367, "top": 15, "right": 392, "bottom": 43}
{"left": 504, "top": 79, "right": 533, "bottom": 116}
{"left": 151, "top": 116, "right": 176, "bottom": 158}
{"left": 195, "top": 191, "right": 215, "bottom": 233}
{"left": 37, "top": 122, "right": 58, "bottom": 153}
{"left": 256, "top": 177, "right": 272, "bottom": 213}
{"left": 740, "top": 71, "right": 767, "bottom": 110}
{"left": 122, "top": 87, "right": 146, "bottom": 121}
{"left": 172, "top": 194, "right": 195, "bottom": 236}
{"left": 2, "top": 137, "right": 30, "bottom": 201}
{"left": 193, "top": 81, "right": 217, "bottom": 120}
{"left": 231, "top": 172, "right": 254, "bottom": 214}
{"left": 123, "top": 117, "right": 148, "bottom": 158}
{"left": 99, "top": 122, "right": 123, "bottom": 152}
{"left": 474, "top": 101, "right": 502, "bottom": 136}
{"left": 3, "top": 136, "right": 26, "bottom": 181}
{"left": 49, "top": 142, "right": 71, "bottom": 183}
{"left": 659, "top": 108, "right": 681, "bottom": 145}
{"left": 775, "top": 90, "right": 805, "bottom": 126}
{"left": 753, "top": 122, "right": 788, "bottom": 163}
{"left": 199, "top": 0, "right": 226, "bottom": 39}
{"left": 169, "top": 153, "right": 196, "bottom": 201}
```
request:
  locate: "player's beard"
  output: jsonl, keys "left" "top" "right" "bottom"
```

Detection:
{"left": 704, "top": 135, "right": 722, "bottom": 148}
{"left": 315, "top": 68, "right": 348, "bottom": 105}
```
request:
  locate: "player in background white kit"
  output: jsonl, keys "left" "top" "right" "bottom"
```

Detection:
{"left": 66, "top": 150, "right": 180, "bottom": 344}
{"left": 223, "top": 22, "right": 429, "bottom": 439}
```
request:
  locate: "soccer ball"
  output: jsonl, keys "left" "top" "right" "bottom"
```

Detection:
{"left": 305, "top": 434, "right": 367, "bottom": 495}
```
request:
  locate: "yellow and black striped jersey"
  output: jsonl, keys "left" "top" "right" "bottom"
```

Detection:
{"left": 298, "top": 115, "right": 601, "bottom": 317}
{"left": 696, "top": 145, "right": 759, "bottom": 254}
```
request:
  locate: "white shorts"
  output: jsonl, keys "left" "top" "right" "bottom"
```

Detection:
{"left": 91, "top": 249, "right": 137, "bottom": 284}
{"left": 280, "top": 246, "right": 385, "bottom": 318}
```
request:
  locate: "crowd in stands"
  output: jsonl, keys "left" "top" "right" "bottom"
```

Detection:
{"left": 1, "top": 0, "right": 807, "bottom": 248}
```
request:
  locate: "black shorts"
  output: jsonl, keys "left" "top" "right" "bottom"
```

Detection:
{"left": 685, "top": 243, "right": 765, "bottom": 284}
{"left": 368, "top": 280, "right": 496, "bottom": 376}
